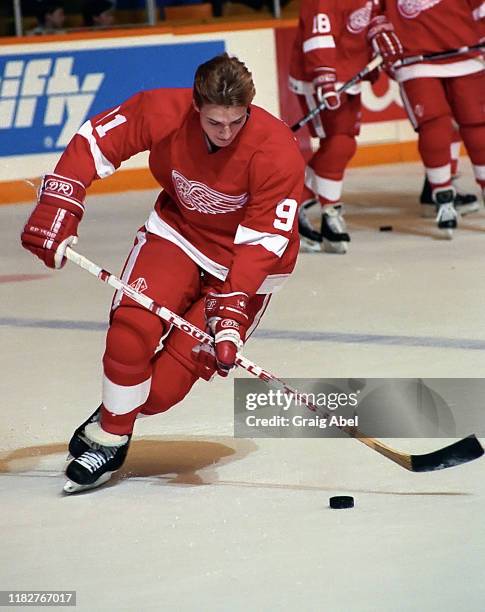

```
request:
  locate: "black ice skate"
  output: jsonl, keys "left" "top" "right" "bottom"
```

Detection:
{"left": 433, "top": 187, "right": 458, "bottom": 239}
{"left": 67, "top": 406, "right": 102, "bottom": 460}
{"left": 420, "top": 176, "right": 479, "bottom": 218}
{"left": 320, "top": 205, "right": 350, "bottom": 254}
{"left": 64, "top": 422, "right": 131, "bottom": 494}
{"left": 298, "top": 199, "right": 323, "bottom": 253}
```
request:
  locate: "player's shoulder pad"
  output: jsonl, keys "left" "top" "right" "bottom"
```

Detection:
{"left": 247, "top": 105, "right": 305, "bottom": 172}
{"left": 139, "top": 88, "right": 193, "bottom": 126}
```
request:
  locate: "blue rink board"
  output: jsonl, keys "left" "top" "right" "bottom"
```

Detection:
{"left": 0, "top": 40, "right": 225, "bottom": 156}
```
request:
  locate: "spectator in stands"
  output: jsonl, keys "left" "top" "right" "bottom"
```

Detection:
{"left": 82, "top": 0, "right": 115, "bottom": 28}
{"left": 27, "top": 1, "right": 66, "bottom": 35}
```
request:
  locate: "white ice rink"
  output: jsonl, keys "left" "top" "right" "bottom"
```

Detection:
{"left": 1, "top": 160, "right": 485, "bottom": 611}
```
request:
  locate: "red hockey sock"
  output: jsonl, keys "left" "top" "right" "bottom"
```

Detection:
{"left": 460, "top": 124, "right": 485, "bottom": 192}
{"left": 418, "top": 117, "right": 454, "bottom": 190}
{"left": 100, "top": 404, "right": 139, "bottom": 435}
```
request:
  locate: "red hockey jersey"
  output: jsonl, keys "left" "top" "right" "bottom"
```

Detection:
{"left": 383, "top": 0, "right": 485, "bottom": 81}
{"left": 289, "top": 0, "right": 374, "bottom": 95}
{"left": 473, "top": 0, "right": 485, "bottom": 39}
{"left": 54, "top": 89, "right": 305, "bottom": 296}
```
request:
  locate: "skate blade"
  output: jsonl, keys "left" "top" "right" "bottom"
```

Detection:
{"left": 299, "top": 238, "right": 321, "bottom": 253}
{"left": 63, "top": 472, "right": 112, "bottom": 495}
{"left": 458, "top": 202, "right": 481, "bottom": 216}
{"left": 322, "top": 239, "right": 348, "bottom": 254}
{"left": 439, "top": 228, "right": 454, "bottom": 240}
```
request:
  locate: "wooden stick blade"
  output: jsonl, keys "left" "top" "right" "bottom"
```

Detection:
{"left": 410, "top": 435, "right": 484, "bottom": 472}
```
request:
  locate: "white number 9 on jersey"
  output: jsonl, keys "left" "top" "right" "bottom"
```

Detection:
{"left": 312, "top": 13, "right": 331, "bottom": 34}
{"left": 273, "top": 198, "right": 297, "bottom": 231}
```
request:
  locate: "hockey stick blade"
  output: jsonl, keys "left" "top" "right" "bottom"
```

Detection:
{"left": 410, "top": 434, "right": 484, "bottom": 473}
{"left": 354, "top": 433, "right": 484, "bottom": 472}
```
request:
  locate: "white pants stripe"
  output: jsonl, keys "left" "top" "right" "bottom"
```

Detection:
{"left": 426, "top": 164, "right": 452, "bottom": 185}
{"left": 473, "top": 165, "right": 485, "bottom": 181}
{"left": 102, "top": 375, "right": 151, "bottom": 415}
{"left": 305, "top": 166, "right": 343, "bottom": 202}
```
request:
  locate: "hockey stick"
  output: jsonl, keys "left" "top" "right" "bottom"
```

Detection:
{"left": 65, "top": 246, "right": 484, "bottom": 472}
{"left": 290, "top": 55, "right": 383, "bottom": 132}
{"left": 394, "top": 42, "right": 485, "bottom": 68}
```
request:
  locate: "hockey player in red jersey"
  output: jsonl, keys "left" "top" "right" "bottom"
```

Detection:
{"left": 289, "top": 0, "right": 403, "bottom": 253}
{"left": 20, "top": 54, "right": 305, "bottom": 493}
{"left": 419, "top": 128, "right": 480, "bottom": 218}
{"left": 383, "top": 0, "right": 485, "bottom": 236}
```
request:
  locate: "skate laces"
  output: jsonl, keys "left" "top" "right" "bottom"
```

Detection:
{"left": 324, "top": 206, "right": 346, "bottom": 233}
{"left": 76, "top": 447, "right": 118, "bottom": 473}
{"left": 436, "top": 203, "right": 456, "bottom": 223}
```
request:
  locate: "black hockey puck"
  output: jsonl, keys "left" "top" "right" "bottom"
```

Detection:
{"left": 379, "top": 225, "right": 393, "bottom": 232}
{"left": 329, "top": 495, "right": 354, "bottom": 509}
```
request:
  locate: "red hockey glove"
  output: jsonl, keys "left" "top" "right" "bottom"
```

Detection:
{"left": 21, "top": 173, "right": 85, "bottom": 269}
{"left": 367, "top": 15, "right": 403, "bottom": 72}
{"left": 313, "top": 69, "right": 340, "bottom": 111}
{"left": 204, "top": 291, "right": 249, "bottom": 377}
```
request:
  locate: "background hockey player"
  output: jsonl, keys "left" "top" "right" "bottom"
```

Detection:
{"left": 384, "top": 0, "right": 485, "bottom": 236}
{"left": 419, "top": 128, "right": 480, "bottom": 218}
{"left": 288, "top": 0, "right": 403, "bottom": 253}
{"left": 20, "top": 53, "right": 305, "bottom": 493}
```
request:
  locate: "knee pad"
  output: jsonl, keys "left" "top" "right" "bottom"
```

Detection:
{"left": 103, "top": 307, "right": 164, "bottom": 386}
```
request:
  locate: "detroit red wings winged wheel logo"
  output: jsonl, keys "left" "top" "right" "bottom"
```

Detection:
{"left": 398, "top": 0, "right": 442, "bottom": 19}
{"left": 347, "top": 1, "right": 372, "bottom": 34}
{"left": 172, "top": 169, "right": 248, "bottom": 214}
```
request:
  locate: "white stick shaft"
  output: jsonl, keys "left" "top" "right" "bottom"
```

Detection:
{"left": 394, "top": 43, "right": 485, "bottom": 67}
{"left": 66, "top": 247, "right": 213, "bottom": 345}
{"left": 65, "top": 248, "right": 312, "bottom": 401}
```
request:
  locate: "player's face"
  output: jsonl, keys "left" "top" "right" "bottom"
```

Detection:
{"left": 197, "top": 104, "right": 248, "bottom": 147}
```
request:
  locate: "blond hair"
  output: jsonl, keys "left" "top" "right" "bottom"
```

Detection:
{"left": 193, "top": 53, "right": 256, "bottom": 108}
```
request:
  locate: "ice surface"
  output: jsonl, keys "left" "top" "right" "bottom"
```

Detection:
{"left": 1, "top": 161, "right": 484, "bottom": 611}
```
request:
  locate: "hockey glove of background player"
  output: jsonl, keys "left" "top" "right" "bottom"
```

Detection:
{"left": 367, "top": 15, "right": 403, "bottom": 73}
{"left": 21, "top": 173, "right": 85, "bottom": 269}
{"left": 313, "top": 68, "right": 340, "bottom": 111}
{"left": 203, "top": 291, "right": 249, "bottom": 377}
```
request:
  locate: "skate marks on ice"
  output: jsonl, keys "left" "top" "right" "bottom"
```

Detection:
{"left": 0, "top": 273, "right": 51, "bottom": 284}
{"left": 0, "top": 437, "right": 257, "bottom": 490}
{"left": 0, "top": 439, "right": 473, "bottom": 498}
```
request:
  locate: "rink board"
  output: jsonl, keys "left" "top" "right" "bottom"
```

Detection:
{"left": 0, "top": 21, "right": 417, "bottom": 203}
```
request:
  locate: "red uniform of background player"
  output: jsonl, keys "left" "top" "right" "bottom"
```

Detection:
{"left": 20, "top": 54, "right": 305, "bottom": 493}
{"left": 289, "top": 0, "right": 403, "bottom": 253}
{"left": 384, "top": 0, "right": 485, "bottom": 235}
